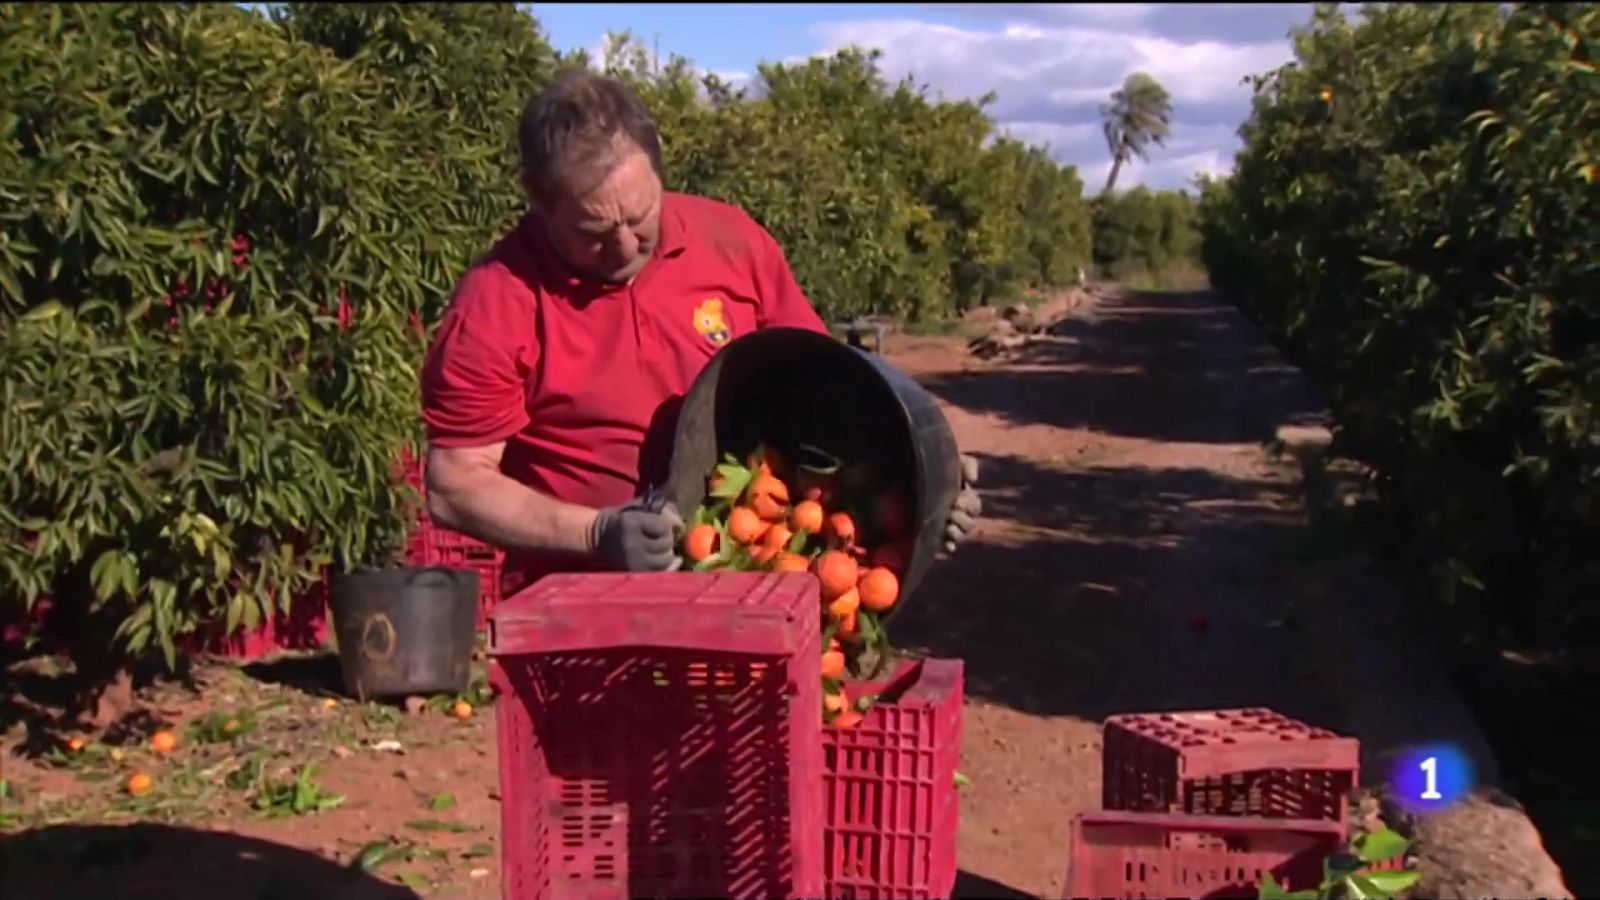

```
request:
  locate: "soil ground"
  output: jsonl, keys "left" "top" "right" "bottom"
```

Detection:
{"left": 1, "top": 288, "right": 1585, "bottom": 899}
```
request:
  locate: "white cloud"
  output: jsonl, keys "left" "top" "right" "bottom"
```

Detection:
{"left": 799, "top": 5, "right": 1308, "bottom": 190}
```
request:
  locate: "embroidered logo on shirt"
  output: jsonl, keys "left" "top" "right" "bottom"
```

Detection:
{"left": 692, "top": 297, "right": 732, "bottom": 348}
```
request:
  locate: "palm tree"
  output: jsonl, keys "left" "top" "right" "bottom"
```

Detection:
{"left": 1100, "top": 72, "right": 1173, "bottom": 196}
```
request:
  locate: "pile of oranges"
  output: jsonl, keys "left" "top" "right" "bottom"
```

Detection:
{"left": 679, "top": 444, "right": 913, "bottom": 729}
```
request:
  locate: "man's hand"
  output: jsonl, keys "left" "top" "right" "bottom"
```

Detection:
{"left": 942, "top": 454, "right": 983, "bottom": 555}
{"left": 590, "top": 498, "right": 685, "bottom": 572}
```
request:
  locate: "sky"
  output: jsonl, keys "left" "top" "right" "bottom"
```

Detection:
{"left": 237, "top": 3, "right": 1322, "bottom": 191}
{"left": 527, "top": 3, "right": 1323, "bottom": 191}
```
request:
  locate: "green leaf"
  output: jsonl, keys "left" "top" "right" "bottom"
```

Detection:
{"left": 1355, "top": 828, "right": 1409, "bottom": 864}
{"left": 427, "top": 792, "right": 456, "bottom": 811}
{"left": 1360, "top": 869, "right": 1422, "bottom": 896}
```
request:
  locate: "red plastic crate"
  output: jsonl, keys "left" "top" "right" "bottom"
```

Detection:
{"left": 190, "top": 577, "right": 332, "bottom": 658}
{"left": 1102, "top": 708, "right": 1359, "bottom": 830}
{"left": 1064, "top": 810, "right": 1345, "bottom": 899}
{"left": 487, "top": 572, "right": 826, "bottom": 900}
{"left": 824, "top": 657, "right": 963, "bottom": 900}
{"left": 401, "top": 450, "right": 506, "bottom": 627}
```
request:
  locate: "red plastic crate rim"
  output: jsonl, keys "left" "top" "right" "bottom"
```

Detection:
{"left": 1065, "top": 810, "right": 1345, "bottom": 900}
{"left": 488, "top": 572, "right": 815, "bottom": 656}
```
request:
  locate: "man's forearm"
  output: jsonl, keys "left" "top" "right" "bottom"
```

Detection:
{"left": 424, "top": 455, "right": 599, "bottom": 556}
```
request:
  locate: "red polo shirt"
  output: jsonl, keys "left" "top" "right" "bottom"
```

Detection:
{"left": 420, "top": 191, "right": 829, "bottom": 595}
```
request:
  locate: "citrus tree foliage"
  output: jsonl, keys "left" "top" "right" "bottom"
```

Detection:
{"left": 1091, "top": 188, "right": 1200, "bottom": 282}
{"left": 0, "top": 5, "right": 1092, "bottom": 668}
{"left": 1198, "top": 3, "right": 1598, "bottom": 645}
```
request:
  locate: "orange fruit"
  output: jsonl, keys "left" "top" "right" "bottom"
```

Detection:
{"left": 821, "top": 649, "right": 846, "bottom": 679}
{"left": 752, "top": 491, "right": 787, "bottom": 522}
{"left": 125, "top": 772, "right": 153, "bottom": 796}
{"left": 830, "top": 710, "right": 864, "bottom": 729}
{"left": 750, "top": 472, "right": 791, "bottom": 504}
{"left": 813, "top": 550, "right": 858, "bottom": 599}
{"left": 727, "top": 507, "right": 767, "bottom": 544}
{"left": 790, "top": 500, "right": 824, "bottom": 534}
{"left": 764, "top": 523, "right": 794, "bottom": 552}
{"left": 150, "top": 731, "right": 178, "bottom": 754}
{"left": 222, "top": 718, "right": 240, "bottom": 734}
{"left": 66, "top": 736, "right": 86, "bottom": 753}
{"left": 838, "top": 610, "right": 859, "bottom": 638}
{"left": 772, "top": 552, "right": 810, "bottom": 573}
{"left": 685, "top": 524, "right": 720, "bottom": 561}
{"left": 826, "top": 512, "right": 857, "bottom": 547}
{"left": 858, "top": 567, "right": 900, "bottom": 612}
{"left": 875, "top": 491, "right": 910, "bottom": 539}
{"left": 824, "top": 691, "right": 848, "bottom": 716}
{"left": 452, "top": 700, "right": 474, "bottom": 719}
{"left": 752, "top": 543, "right": 779, "bottom": 565}
{"left": 827, "top": 587, "right": 861, "bottom": 620}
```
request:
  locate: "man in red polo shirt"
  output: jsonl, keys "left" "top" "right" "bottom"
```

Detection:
{"left": 419, "top": 71, "right": 981, "bottom": 597}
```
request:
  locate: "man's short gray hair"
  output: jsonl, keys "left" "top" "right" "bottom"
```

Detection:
{"left": 517, "top": 69, "right": 664, "bottom": 201}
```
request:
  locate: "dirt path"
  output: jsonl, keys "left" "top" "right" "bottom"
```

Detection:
{"left": 888, "top": 288, "right": 1571, "bottom": 899}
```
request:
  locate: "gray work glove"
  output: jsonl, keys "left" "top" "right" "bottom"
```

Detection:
{"left": 942, "top": 454, "right": 983, "bottom": 555}
{"left": 590, "top": 497, "right": 685, "bottom": 572}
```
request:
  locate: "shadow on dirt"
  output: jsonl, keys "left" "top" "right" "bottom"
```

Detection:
{"left": 919, "top": 291, "right": 1328, "bottom": 445}
{"left": 0, "top": 823, "right": 418, "bottom": 900}
{"left": 893, "top": 452, "right": 1331, "bottom": 726}
{"left": 241, "top": 652, "right": 346, "bottom": 697}
{"left": 954, "top": 867, "right": 1036, "bottom": 899}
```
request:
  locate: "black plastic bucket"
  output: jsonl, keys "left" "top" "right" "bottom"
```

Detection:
{"left": 329, "top": 567, "right": 480, "bottom": 700}
{"left": 661, "top": 326, "right": 961, "bottom": 621}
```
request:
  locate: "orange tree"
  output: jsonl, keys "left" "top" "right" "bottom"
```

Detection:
{"left": 1, "top": 4, "right": 1094, "bottom": 703}
{"left": 0, "top": 3, "right": 473, "bottom": 707}
{"left": 1198, "top": 3, "right": 1598, "bottom": 646}
{"left": 1091, "top": 187, "right": 1200, "bottom": 284}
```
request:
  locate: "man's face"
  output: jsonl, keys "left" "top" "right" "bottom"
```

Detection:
{"left": 539, "top": 145, "right": 663, "bottom": 286}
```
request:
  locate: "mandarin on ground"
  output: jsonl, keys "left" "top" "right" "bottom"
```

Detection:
{"left": 790, "top": 499, "right": 824, "bottom": 534}
{"left": 685, "top": 524, "right": 720, "bottom": 561}
{"left": 150, "top": 731, "right": 178, "bottom": 754}
{"left": 813, "top": 550, "right": 859, "bottom": 598}
{"left": 858, "top": 567, "right": 900, "bottom": 612}
{"left": 66, "top": 736, "right": 86, "bottom": 753}
{"left": 452, "top": 700, "right": 474, "bottom": 719}
{"left": 125, "top": 772, "right": 153, "bottom": 796}
{"left": 727, "top": 506, "right": 767, "bottom": 544}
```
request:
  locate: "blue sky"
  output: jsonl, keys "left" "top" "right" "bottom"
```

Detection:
{"left": 245, "top": 4, "right": 1327, "bottom": 190}
{"left": 532, "top": 3, "right": 1323, "bottom": 191}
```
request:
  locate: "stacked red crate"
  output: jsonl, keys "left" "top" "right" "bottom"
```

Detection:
{"left": 1066, "top": 708, "right": 1367, "bottom": 898}
{"left": 488, "top": 572, "right": 826, "bottom": 900}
